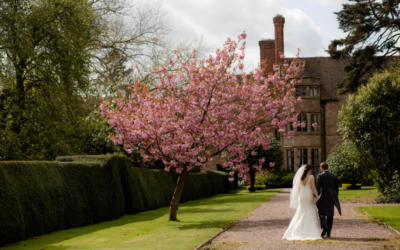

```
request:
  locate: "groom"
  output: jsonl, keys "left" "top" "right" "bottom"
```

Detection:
{"left": 316, "top": 162, "right": 341, "bottom": 238}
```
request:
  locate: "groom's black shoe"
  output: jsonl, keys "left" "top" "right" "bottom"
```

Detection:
{"left": 321, "top": 229, "right": 327, "bottom": 237}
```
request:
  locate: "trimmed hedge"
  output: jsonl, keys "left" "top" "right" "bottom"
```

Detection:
{"left": 121, "top": 167, "right": 229, "bottom": 213}
{"left": 0, "top": 155, "right": 125, "bottom": 245}
{"left": 181, "top": 170, "right": 230, "bottom": 202}
{"left": 121, "top": 165, "right": 176, "bottom": 213}
{"left": 0, "top": 155, "right": 231, "bottom": 245}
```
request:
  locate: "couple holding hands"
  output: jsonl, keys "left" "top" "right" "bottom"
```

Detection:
{"left": 283, "top": 162, "right": 341, "bottom": 240}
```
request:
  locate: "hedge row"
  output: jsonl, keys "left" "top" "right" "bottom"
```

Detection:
{"left": 0, "top": 155, "right": 231, "bottom": 245}
{"left": 265, "top": 171, "right": 295, "bottom": 188}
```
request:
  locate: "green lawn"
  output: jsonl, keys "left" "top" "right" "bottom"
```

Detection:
{"left": 359, "top": 206, "right": 400, "bottom": 232}
{"left": 339, "top": 186, "right": 380, "bottom": 202}
{"left": 2, "top": 189, "right": 280, "bottom": 250}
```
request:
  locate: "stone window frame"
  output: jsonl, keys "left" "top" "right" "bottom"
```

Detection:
{"left": 309, "top": 87, "right": 319, "bottom": 97}
{"left": 286, "top": 148, "right": 295, "bottom": 171}
{"left": 297, "top": 148, "right": 308, "bottom": 168}
{"left": 309, "top": 113, "right": 320, "bottom": 132}
{"left": 295, "top": 85, "right": 320, "bottom": 98}
{"left": 284, "top": 147, "right": 321, "bottom": 171}
{"left": 293, "top": 113, "right": 321, "bottom": 134}
{"left": 295, "top": 87, "right": 307, "bottom": 97}
{"left": 297, "top": 113, "right": 308, "bottom": 132}
{"left": 311, "top": 148, "right": 320, "bottom": 168}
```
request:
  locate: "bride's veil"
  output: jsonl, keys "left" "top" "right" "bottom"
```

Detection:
{"left": 290, "top": 165, "right": 305, "bottom": 209}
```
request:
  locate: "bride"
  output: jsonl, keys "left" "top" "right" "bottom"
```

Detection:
{"left": 282, "top": 164, "right": 322, "bottom": 240}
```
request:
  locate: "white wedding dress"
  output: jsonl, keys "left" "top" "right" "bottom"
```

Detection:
{"left": 282, "top": 173, "right": 322, "bottom": 240}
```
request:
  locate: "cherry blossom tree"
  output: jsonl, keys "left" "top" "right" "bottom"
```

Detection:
{"left": 100, "top": 32, "right": 304, "bottom": 221}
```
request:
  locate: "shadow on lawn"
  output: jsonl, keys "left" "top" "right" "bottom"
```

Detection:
{"left": 3, "top": 207, "right": 168, "bottom": 250}
{"left": 177, "top": 219, "right": 237, "bottom": 230}
{"left": 3, "top": 189, "right": 280, "bottom": 249}
{"left": 180, "top": 207, "right": 233, "bottom": 214}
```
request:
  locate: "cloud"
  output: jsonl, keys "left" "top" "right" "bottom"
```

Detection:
{"left": 129, "top": 0, "right": 333, "bottom": 71}
{"left": 307, "top": 0, "right": 348, "bottom": 6}
{"left": 162, "top": 0, "right": 284, "bottom": 70}
{"left": 283, "top": 9, "right": 325, "bottom": 57}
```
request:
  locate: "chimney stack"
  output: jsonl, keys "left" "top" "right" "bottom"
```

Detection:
{"left": 273, "top": 15, "right": 285, "bottom": 64}
{"left": 259, "top": 14, "right": 285, "bottom": 74}
{"left": 259, "top": 39, "right": 275, "bottom": 74}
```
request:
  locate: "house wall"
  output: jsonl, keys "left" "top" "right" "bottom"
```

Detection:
{"left": 260, "top": 15, "right": 346, "bottom": 171}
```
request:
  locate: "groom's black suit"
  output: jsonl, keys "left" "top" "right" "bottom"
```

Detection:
{"left": 316, "top": 170, "right": 341, "bottom": 237}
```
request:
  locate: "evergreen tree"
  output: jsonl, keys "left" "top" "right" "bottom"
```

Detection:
{"left": 329, "top": 0, "right": 400, "bottom": 93}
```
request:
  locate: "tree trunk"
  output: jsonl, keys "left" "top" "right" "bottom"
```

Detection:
{"left": 12, "top": 63, "right": 26, "bottom": 134}
{"left": 169, "top": 168, "right": 189, "bottom": 221}
{"left": 249, "top": 167, "right": 256, "bottom": 192}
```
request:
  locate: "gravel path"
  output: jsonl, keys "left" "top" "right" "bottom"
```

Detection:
{"left": 208, "top": 189, "right": 400, "bottom": 250}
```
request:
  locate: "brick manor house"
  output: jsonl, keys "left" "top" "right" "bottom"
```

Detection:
{"left": 260, "top": 15, "right": 347, "bottom": 171}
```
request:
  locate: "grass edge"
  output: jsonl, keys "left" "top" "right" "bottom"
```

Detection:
{"left": 194, "top": 188, "right": 282, "bottom": 250}
{"left": 357, "top": 206, "right": 400, "bottom": 236}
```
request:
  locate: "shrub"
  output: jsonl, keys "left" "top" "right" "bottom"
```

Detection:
{"left": 255, "top": 174, "right": 266, "bottom": 186}
{"left": 245, "top": 137, "right": 284, "bottom": 191}
{"left": 341, "top": 183, "right": 362, "bottom": 190}
{"left": 327, "top": 141, "right": 369, "bottom": 188}
{"left": 378, "top": 170, "right": 400, "bottom": 203}
{"left": 338, "top": 64, "right": 400, "bottom": 192}
{"left": 265, "top": 171, "right": 294, "bottom": 188}
{"left": 247, "top": 185, "right": 265, "bottom": 191}
{"left": 245, "top": 137, "right": 283, "bottom": 171}
{"left": 216, "top": 164, "right": 239, "bottom": 189}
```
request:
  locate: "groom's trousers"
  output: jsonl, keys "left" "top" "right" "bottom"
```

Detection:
{"left": 319, "top": 214, "right": 333, "bottom": 234}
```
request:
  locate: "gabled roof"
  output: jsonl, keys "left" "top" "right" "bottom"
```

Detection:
{"left": 297, "top": 57, "right": 348, "bottom": 101}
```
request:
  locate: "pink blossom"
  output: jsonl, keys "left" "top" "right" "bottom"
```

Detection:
{"left": 100, "top": 32, "right": 305, "bottom": 182}
{"left": 269, "top": 162, "right": 276, "bottom": 168}
{"left": 312, "top": 122, "right": 318, "bottom": 128}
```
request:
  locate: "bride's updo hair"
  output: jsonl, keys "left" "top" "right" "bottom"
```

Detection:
{"left": 300, "top": 164, "right": 312, "bottom": 181}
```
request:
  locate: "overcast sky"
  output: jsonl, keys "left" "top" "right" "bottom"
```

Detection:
{"left": 134, "top": 0, "right": 349, "bottom": 71}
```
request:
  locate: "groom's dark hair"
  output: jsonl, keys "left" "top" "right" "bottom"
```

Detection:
{"left": 320, "top": 162, "right": 329, "bottom": 170}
